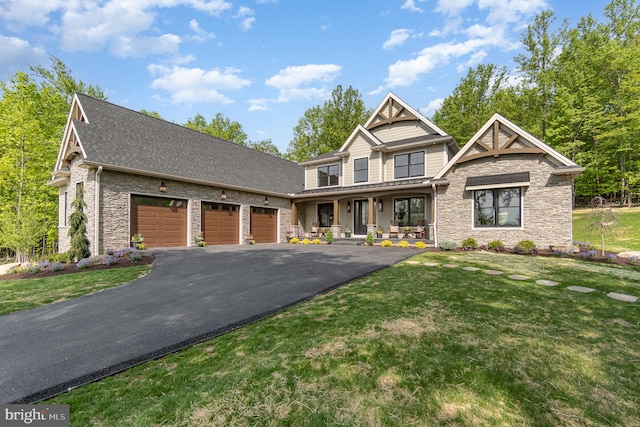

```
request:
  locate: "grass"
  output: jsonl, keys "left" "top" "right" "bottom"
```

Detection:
{"left": 48, "top": 252, "right": 640, "bottom": 426}
{"left": 573, "top": 206, "right": 640, "bottom": 252}
{"left": 0, "top": 266, "right": 152, "bottom": 316}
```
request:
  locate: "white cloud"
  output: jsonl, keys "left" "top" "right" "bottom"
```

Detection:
{"left": 478, "top": 0, "right": 548, "bottom": 25}
{"left": 189, "top": 19, "right": 216, "bottom": 42}
{"left": 401, "top": 0, "right": 426, "bottom": 13}
{"left": 420, "top": 98, "right": 444, "bottom": 117}
{"left": 435, "top": 0, "right": 474, "bottom": 16}
{"left": 248, "top": 98, "right": 270, "bottom": 111}
{"left": 382, "top": 29, "right": 411, "bottom": 50}
{"left": 148, "top": 64, "right": 251, "bottom": 104}
{"left": 0, "top": 0, "right": 65, "bottom": 29}
{"left": 456, "top": 50, "right": 488, "bottom": 72}
{"left": 266, "top": 64, "right": 342, "bottom": 102}
{"left": 0, "top": 35, "right": 47, "bottom": 74}
{"left": 235, "top": 6, "right": 255, "bottom": 31}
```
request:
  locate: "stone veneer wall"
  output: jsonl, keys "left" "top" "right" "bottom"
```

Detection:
{"left": 60, "top": 166, "right": 292, "bottom": 254}
{"left": 58, "top": 158, "right": 95, "bottom": 254}
{"left": 435, "top": 154, "right": 575, "bottom": 249}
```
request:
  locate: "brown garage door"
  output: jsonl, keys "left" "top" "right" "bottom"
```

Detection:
{"left": 131, "top": 195, "right": 187, "bottom": 247}
{"left": 250, "top": 207, "right": 278, "bottom": 243}
{"left": 202, "top": 202, "right": 239, "bottom": 245}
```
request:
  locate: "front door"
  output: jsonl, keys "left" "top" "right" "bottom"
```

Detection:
{"left": 318, "top": 203, "right": 333, "bottom": 227}
{"left": 354, "top": 200, "right": 368, "bottom": 235}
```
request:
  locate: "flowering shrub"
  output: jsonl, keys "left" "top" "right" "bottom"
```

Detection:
{"left": 461, "top": 237, "right": 478, "bottom": 250}
{"left": 398, "top": 240, "right": 410, "bottom": 248}
{"left": 438, "top": 240, "right": 457, "bottom": 251}
{"left": 415, "top": 241, "right": 427, "bottom": 249}
{"left": 606, "top": 253, "right": 617, "bottom": 262}
{"left": 129, "top": 250, "right": 142, "bottom": 262}
{"left": 114, "top": 250, "right": 125, "bottom": 258}
{"left": 554, "top": 249, "right": 568, "bottom": 257}
{"left": 487, "top": 240, "right": 505, "bottom": 251}
{"left": 289, "top": 237, "right": 300, "bottom": 244}
{"left": 28, "top": 264, "right": 41, "bottom": 274}
{"left": 312, "top": 239, "right": 321, "bottom": 245}
{"left": 105, "top": 248, "right": 115, "bottom": 255}
{"left": 38, "top": 260, "right": 51, "bottom": 269}
{"left": 76, "top": 259, "right": 92, "bottom": 269}
{"left": 578, "top": 250, "right": 597, "bottom": 259}
{"left": 302, "top": 238, "right": 311, "bottom": 245}
{"left": 105, "top": 255, "right": 118, "bottom": 266}
{"left": 381, "top": 240, "right": 393, "bottom": 247}
{"left": 50, "top": 262, "right": 64, "bottom": 272}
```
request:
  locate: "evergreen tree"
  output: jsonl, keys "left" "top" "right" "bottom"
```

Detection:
{"left": 68, "top": 185, "right": 91, "bottom": 261}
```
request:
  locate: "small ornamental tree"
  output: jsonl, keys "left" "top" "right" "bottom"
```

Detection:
{"left": 68, "top": 184, "right": 91, "bottom": 261}
{"left": 587, "top": 196, "right": 617, "bottom": 256}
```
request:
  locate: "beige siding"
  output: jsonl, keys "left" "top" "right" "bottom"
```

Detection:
{"left": 425, "top": 144, "right": 445, "bottom": 177}
{"left": 435, "top": 154, "right": 575, "bottom": 248}
{"left": 384, "top": 148, "right": 426, "bottom": 180}
{"left": 371, "top": 122, "right": 434, "bottom": 142}
{"left": 344, "top": 134, "right": 375, "bottom": 185}
{"left": 370, "top": 151, "right": 380, "bottom": 184}
{"left": 305, "top": 166, "right": 317, "bottom": 190}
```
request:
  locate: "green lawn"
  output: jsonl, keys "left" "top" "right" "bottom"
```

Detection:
{"left": 0, "top": 266, "right": 152, "bottom": 316}
{"left": 573, "top": 206, "right": 640, "bottom": 252}
{"left": 49, "top": 252, "right": 640, "bottom": 426}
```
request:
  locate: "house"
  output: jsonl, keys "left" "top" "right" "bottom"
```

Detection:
{"left": 48, "top": 92, "right": 583, "bottom": 253}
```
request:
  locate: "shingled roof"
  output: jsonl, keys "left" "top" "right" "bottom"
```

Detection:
{"left": 69, "top": 93, "right": 304, "bottom": 195}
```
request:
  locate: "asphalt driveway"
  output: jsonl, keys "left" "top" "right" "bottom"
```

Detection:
{"left": 0, "top": 244, "right": 415, "bottom": 404}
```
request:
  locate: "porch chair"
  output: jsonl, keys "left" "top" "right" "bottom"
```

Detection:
{"left": 389, "top": 222, "right": 399, "bottom": 239}
{"left": 310, "top": 222, "right": 319, "bottom": 238}
{"left": 416, "top": 220, "right": 426, "bottom": 239}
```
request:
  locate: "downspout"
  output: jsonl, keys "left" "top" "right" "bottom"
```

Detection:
{"left": 94, "top": 166, "right": 103, "bottom": 255}
{"left": 431, "top": 183, "right": 438, "bottom": 248}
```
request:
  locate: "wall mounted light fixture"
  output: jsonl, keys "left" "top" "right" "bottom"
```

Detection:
{"left": 221, "top": 190, "right": 227, "bottom": 200}
{"left": 378, "top": 200, "right": 383, "bottom": 212}
{"left": 264, "top": 196, "right": 269, "bottom": 205}
{"left": 347, "top": 201, "right": 351, "bottom": 213}
{"left": 159, "top": 181, "right": 167, "bottom": 192}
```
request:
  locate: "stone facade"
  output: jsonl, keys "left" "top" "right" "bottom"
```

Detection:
{"left": 435, "top": 154, "right": 575, "bottom": 248}
{"left": 58, "top": 164, "right": 292, "bottom": 254}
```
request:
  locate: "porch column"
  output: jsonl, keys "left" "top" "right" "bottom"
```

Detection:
{"left": 291, "top": 202, "right": 298, "bottom": 226}
{"left": 367, "top": 197, "right": 377, "bottom": 236}
{"left": 332, "top": 200, "right": 339, "bottom": 225}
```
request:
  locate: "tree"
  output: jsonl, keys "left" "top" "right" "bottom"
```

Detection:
{"left": 432, "top": 64, "right": 509, "bottom": 145}
{"left": 31, "top": 56, "right": 105, "bottom": 102}
{"left": 248, "top": 139, "right": 282, "bottom": 157}
{"left": 68, "top": 184, "right": 91, "bottom": 261}
{"left": 515, "top": 10, "right": 560, "bottom": 142}
{"left": 586, "top": 196, "right": 617, "bottom": 255}
{"left": 184, "top": 113, "right": 248, "bottom": 145}
{"left": 286, "top": 85, "right": 371, "bottom": 162}
{"left": 140, "top": 109, "right": 165, "bottom": 120}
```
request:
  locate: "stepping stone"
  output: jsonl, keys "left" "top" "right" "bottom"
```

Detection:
{"left": 423, "top": 262, "right": 439, "bottom": 267}
{"left": 405, "top": 261, "right": 420, "bottom": 265}
{"left": 508, "top": 275, "right": 530, "bottom": 281}
{"left": 484, "top": 270, "right": 504, "bottom": 275}
{"left": 607, "top": 292, "right": 638, "bottom": 303}
{"left": 567, "top": 286, "right": 596, "bottom": 293}
{"left": 443, "top": 264, "right": 458, "bottom": 268}
{"left": 536, "top": 279, "right": 559, "bottom": 287}
{"left": 462, "top": 266, "right": 480, "bottom": 271}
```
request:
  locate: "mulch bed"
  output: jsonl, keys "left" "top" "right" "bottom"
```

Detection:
{"left": 0, "top": 254, "right": 154, "bottom": 281}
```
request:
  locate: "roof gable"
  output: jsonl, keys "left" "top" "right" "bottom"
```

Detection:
{"left": 435, "top": 113, "right": 583, "bottom": 179}
{"left": 365, "top": 92, "right": 448, "bottom": 136}
{"left": 337, "top": 125, "right": 381, "bottom": 153}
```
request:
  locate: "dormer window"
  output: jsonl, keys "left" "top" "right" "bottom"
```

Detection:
{"left": 354, "top": 158, "right": 368, "bottom": 183}
{"left": 394, "top": 151, "right": 424, "bottom": 179}
{"left": 318, "top": 164, "right": 339, "bottom": 187}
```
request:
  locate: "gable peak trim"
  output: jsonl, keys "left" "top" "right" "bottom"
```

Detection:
{"left": 364, "top": 92, "right": 448, "bottom": 136}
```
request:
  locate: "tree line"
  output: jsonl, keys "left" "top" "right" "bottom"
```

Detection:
{"left": 433, "top": 0, "right": 640, "bottom": 206}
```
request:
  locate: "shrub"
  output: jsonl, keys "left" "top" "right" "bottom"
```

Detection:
{"left": 8, "top": 265, "right": 29, "bottom": 275}
{"left": 105, "top": 248, "right": 115, "bottom": 256}
{"left": 487, "top": 240, "right": 505, "bottom": 251}
{"left": 129, "top": 250, "right": 142, "bottom": 262}
{"left": 289, "top": 237, "right": 300, "bottom": 244}
{"left": 28, "top": 264, "right": 41, "bottom": 274}
{"left": 136, "top": 243, "right": 147, "bottom": 250}
{"left": 43, "top": 252, "right": 70, "bottom": 264}
{"left": 312, "top": 238, "right": 321, "bottom": 245}
{"left": 438, "top": 240, "right": 457, "bottom": 251}
{"left": 365, "top": 232, "right": 375, "bottom": 246}
{"left": 76, "top": 258, "right": 92, "bottom": 269}
{"left": 38, "top": 260, "right": 51, "bottom": 270}
{"left": 554, "top": 249, "right": 567, "bottom": 257}
{"left": 415, "top": 241, "right": 427, "bottom": 249}
{"left": 479, "top": 244, "right": 488, "bottom": 251}
{"left": 629, "top": 255, "right": 639, "bottom": 264}
{"left": 398, "top": 240, "right": 410, "bottom": 248}
{"left": 381, "top": 240, "right": 393, "bottom": 247}
{"left": 461, "top": 237, "right": 478, "bottom": 250}
{"left": 50, "top": 262, "right": 64, "bottom": 272}
{"left": 302, "top": 238, "right": 310, "bottom": 245}
{"left": 325, "top": 230, "right": 334, "bottom": 244}
{"left": 514, "top": 240, "right": 537, "bottom": 254}
{"left": 105, "top": 255, "right": 118, "bottom": 266}
{"left": 114, "top": 249, "right": 125, "bottom": 258}
{"left": 578, "top": 250, "right": 597, "bottom": 259}
{"left": 606, "top": 253, "right": 617, "bottom": 262}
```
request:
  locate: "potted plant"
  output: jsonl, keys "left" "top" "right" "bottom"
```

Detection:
{"left": 194, "top": 232, "right": 206, "bottom": 247}
{"left": 344, "top": 227, "right": 351, "bottom": 238}
{"left": 376, "top": 228, "right": 383, "bottom": 238}
{"left": 285, "top": 229, "right": 294, "bottom": 242}
{"left": 131, "top": 233, "right": 144, "bottom": 249}
{"left": 244, "top": 233, "right": 253, "bottom": 245}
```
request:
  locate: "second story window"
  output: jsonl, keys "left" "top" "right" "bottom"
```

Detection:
{"left": 394, "top": 151, "right": 424, "bottom": 179}
{"left": 354, "top": 157, "right": 368, "bottom": 183}
{"left": 318, "top": 164, "right": 339, "bottom": 187}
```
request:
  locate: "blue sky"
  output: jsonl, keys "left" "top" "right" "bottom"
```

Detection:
{"left": 1, "top": 0, "right": 608, "bottom": 153}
